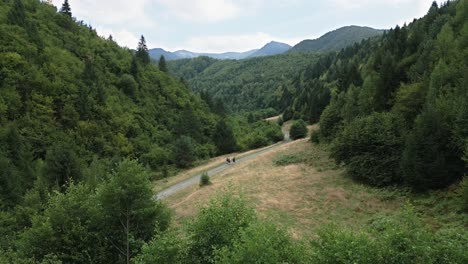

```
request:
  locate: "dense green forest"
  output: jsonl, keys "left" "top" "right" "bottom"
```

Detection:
{"left": 1, "top": 0, "right": 467, "bottom": 263}
{"left": 0, "top": 0, "right": 282, "bottom": 262}
{"left": 168, "top": 52, "right": 321, "bottom": 112}
{"left": 284, "top": 0, "right": 467, "bottom": 191}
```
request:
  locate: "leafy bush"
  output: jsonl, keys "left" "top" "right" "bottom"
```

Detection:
{"left": 200, "top": 172, "right": 211, "bottom": 186}
{"left": 215, "top": 221, "right": 308, "bottom": 264}
{"left": 310, "top": 227, "right": 381, "bottom": 264}
{"left": 273, "top": 154, "right": 304, "bottom": 166}
{"left": 187, "top": 191, "right": 256, "bottom": 263}
{"left": 290, "top": 120, "right": 308, "bottom": 140}
{"left": 136, "top": 231, "right": 187, "bottom": 264}
{"left": 331, "top": 112, "right": 404, "bottom": 186}
{"left": 311, "top": 205, "right": 468, "bottom": 264}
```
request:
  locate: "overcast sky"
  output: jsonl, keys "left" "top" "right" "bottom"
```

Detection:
{"left": 50, "top": 0, "right": 439, "bottom": 53}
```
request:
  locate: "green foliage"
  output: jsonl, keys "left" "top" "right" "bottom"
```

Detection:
{"left": 7, "top": 0, "right": 26, "bottom": 27}
{"left": 290, "top": 119, "right": 308, "bottom": 140}
{"left": 43, "top": 141, "right": 82, "bottom": 192}
{"left": 18, "top": 183, "right": 104, "bottom": 263}
{"left": 214, "top": 221, "right": 308, "bottom": 264}
{"left": 229, "top": 116, "right": 283, "bottom": 151}
{"left": 318, "top": 92, "right": 345, "bottom": 141}
{"left": 97, "top": 159, "right": 171, "bottom": 263}
{"left": 136, "top": 35, "right": 150, "bottom": 65}
{"left": 310, "top": 227, "right": 382, "bottom": 264}
{"left": 459, "top": 177, "right": 468, "bottom": 212}
{"left": 158, "top": 55, "right": 167, "bottom": 72}
{"left": 173, "top": 136, "right": 197, "bottom": 168}
{"left": 213, "top": 119, "right": 238, "bottom": 154}
{"left": 136, "top": 231, "right": 188, "bottom": 264}
{"left": 401, "top": 109, "right": 464, "bottom": 190}
{"left": 200, "top": 172, "right": 211, "bottom": 186}
{"left": 273, "top": 154, "right": 304, "bottom": 166}
{"left": 59, "top": 0, "right": 72, "bottom": 17}
{"left": 169, "top": 52, "right": 320, "bottom": 112}
{"left": 187, "top": 191, "right": 256, "bottom": 263}
{"left": 311, "top": 205, "right": 468, "bottom": 264}
{"left": 331, "top": 113, "right": 404, "bottom": 186}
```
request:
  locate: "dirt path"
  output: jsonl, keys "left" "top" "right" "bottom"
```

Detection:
{"left": 155, "top": 136, "right": 291, "bottom": 200}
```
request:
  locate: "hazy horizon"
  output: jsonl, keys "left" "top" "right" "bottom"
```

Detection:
{"left": 50, "top": 0, "right": 441, "bottom": 53}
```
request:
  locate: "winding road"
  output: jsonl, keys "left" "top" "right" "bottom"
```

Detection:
{"left": 155, "top": 127, "right": 291, "bottom": 200}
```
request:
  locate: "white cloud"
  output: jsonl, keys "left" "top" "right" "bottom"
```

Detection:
{"left": 95, "top": 27, "right": 140, "bottom": 48}
{"left": 51, "top": 0, "right": 153, "bottom": 27}
{"left": 156, "top": 0, "right": 239, "bottom": 22}
{"left": 178, "top": 32, "right": 301, "bottom": 53}
{"left": 155, "top": 0, "right": 267, "bottom": 22}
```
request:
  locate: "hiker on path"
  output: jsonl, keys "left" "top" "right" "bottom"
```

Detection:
{"left": 232, "top": 157, "right": 236, "bottom": 163}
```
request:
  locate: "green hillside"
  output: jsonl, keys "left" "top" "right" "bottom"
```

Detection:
{"left": 282, "top": 0, "right": 467, "bottom": 191}
{"left": 169, "top": 52, "right": 321, "bottom": 112}
{"left": 289, "top": 25, "right": 384, "bottom": 53}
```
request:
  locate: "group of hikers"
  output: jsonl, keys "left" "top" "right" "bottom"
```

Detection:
{"left": 226, "top": 157, "right": 236, "bottom": 164}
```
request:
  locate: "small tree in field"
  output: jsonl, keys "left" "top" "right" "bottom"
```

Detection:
{"left": 200, "top": 172, "right": 211, "bottom": 186}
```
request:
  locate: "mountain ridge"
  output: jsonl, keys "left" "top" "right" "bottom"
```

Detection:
{"left": 289, "top": 25, "right": 384, "bottom": 53}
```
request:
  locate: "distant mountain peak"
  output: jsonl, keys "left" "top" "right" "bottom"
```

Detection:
{"left": 247, "top": 41, "right": 292, "bottom": 58}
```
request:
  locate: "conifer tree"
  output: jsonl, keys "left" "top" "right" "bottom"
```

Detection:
{"left": 136, "top": 35, "right": 150, "bottom": 65}
{"left": 159, "top": 55, "right": 168, "bottom": 72}
{"left": 60, "top": 0, "right": 72, "bottom": 17}
{"left": 213, "top": 119, "right": 238, "bottom": 154}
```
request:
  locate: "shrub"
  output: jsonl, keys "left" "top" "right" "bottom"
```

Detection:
{"left": 290, "top": 120, "right": 308, "bottom": 140}
{"left": 273, "top": 154, "right": 304, "bottom": 166}
{"left": 200, "top": 172, "right": 211, "bottom": 186}
{"left": 310, "top": 227, "right": 381, "bottom": 264}
{"left": 187, "top": 191, "right": 256, "bottom": 263}
{"left": 215, "top": 221, "right": 308, "bottom": 264}
{"left": 331, "top": 112, "right": 404, "bottom": 187}
{"left": 136, "top": 231, "right": 187, "bottom": 264}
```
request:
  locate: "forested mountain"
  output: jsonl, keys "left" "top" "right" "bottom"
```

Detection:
{"left": 289, "top": 25, "right": 384, "bottom": 53}
{"left": 168, "top": 52, "right": 321, "bottom": 112}
{"left": 148, "top": 48, "right": 180, "bottom": 60}
{"left": 281, "top": 0, "right": 467, "bottom": 191}
{"left": 247, "top": 41, "right": 291, "bottom": 58}
{"left": 168, "top": 26, "right": 385, "bottom": 113}
{"left": 0, "top": 0, "right": 284, "bottom": 262}
{"left": 149, "top": 47, "right": 259, "bottom": 61}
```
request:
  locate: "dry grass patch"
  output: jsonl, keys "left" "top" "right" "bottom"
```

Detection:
{"left": 165, "top": 138, "right": 404, "bottom": 239}
{"left": 153, "top": 142, "right": 283, "bottom": 193}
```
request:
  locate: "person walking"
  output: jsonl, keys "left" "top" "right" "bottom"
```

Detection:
{"left": 232, "top": 157, "right": 236, "bottom": 163}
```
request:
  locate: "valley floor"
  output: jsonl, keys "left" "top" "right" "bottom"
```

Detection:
{"left": 157, "top": 128, "right": 467, "bottom": 239}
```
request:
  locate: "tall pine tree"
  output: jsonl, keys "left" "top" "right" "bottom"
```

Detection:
{"left": 59, "top": 0, "right": 72, "bottom": 17}
{"left": 136, "top": 35, "right": 150, "bottom": 65}
{"left": 159, "top": 55, "right": 168, "bottom": 72}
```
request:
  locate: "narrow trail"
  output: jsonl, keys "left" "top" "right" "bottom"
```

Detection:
{"left": 155, "top": 126, "right": 291, "bottom": 200}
